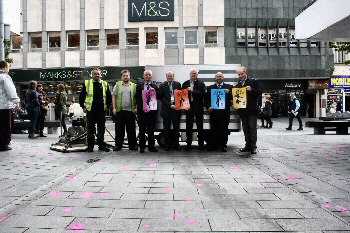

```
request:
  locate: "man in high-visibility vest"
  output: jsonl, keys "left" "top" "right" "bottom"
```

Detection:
{"left": 112, "top": 69, "right": 138, "bottom": 151}
{"left": 79, "top": 68, "right": 112, "bottom": 152}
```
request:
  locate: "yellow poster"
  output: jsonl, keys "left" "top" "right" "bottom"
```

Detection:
{"left": 232, "top": 87, "right": 247, "bottom": 109}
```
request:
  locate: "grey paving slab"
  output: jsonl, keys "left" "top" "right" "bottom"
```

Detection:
{"left": 139, "top": 218, "right": 211, "bottom": 232}
{"left": 67, "top": 218, "right": 140, "bottom": 231}
{"left": 276, "top": 218, "right": 350, "bottom": 231}
{"left": 236, "top": 208, "right": 304, "bottom": 219}
{"left": 0, "top": 215, "right": 74, "bottom": 228}
{"left": 209, "top": 218, "right": 284, "bottom": 231}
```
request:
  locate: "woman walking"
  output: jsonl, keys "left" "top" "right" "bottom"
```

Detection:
{"left": 26, "top": 81, "right": 40, "bottom": 139}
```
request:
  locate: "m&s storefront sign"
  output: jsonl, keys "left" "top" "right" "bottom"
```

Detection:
{"left": 128, "top": 0, "right": 174, "bottom": 22}
{"left": 330, "top": 76, "right": 350, "bottom": 88}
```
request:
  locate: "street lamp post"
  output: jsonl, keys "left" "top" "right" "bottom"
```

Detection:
{"left": 0, "top": 0, "right": 5, "bottom": 60}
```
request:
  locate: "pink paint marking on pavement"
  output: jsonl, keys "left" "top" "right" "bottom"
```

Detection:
{"left": 120, "top": 165, "right": 129, "bottom": 169}
{"left": 185, "top": 197, "right": 193, "bottom": 201}
{"left": 104, "top": 174, "right": 112, "bottom": 177}
{"left": 164, "top": 189, "right": 172, "bottom": 193}
{"left": 71, "top": 223, "right": 85, "bottom": 230}
{"left": 100, "top": 192, "right": 110, "bottom": 197}
{"left": 265, "top": 163, "right": 273, "bottom": 167}
{"left": 287, "top": 174, "right": 299, "bottom": 181}
{"left": 50, "top": 191, "right": 62, "bottom": 196}
{"left": 230, "top": 166, "right": 239, "bottom": 170}
{"left": 80, "top": 192, "right": 93, "bottom": 199}
{"left": 171, "top": 213, "right": 180, "bottom": 217}
{"left": 67, "top": 176, "right": 77, "bottom": 180}
{"left": 196, "top": 183, "right": 204, "bottom": 187}
{"left": 187, "top": 220, "right": 197, "bottom": 225}
{"left": 321, "top": 203, "right": 332, "bottom": 208}
{"left": 143, "top": 224, "right": 150, "bottom": 229}
{"left": 127, "top": 173, "right": 136, "bottom": 177}
{"left": 339, "top": 207, "right": 348, "bottom": 212}
{"left": 63, "top": 207, "right": 73, "bottom": 212}
{"left": 0, "top": 215, "right": 9, "bottom": 222}
{"left": 150, "top": 163, "right": 158, "bottom": 167}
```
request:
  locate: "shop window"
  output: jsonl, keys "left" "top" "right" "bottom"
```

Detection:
{"left": 236, "top": 27, "right": 246, "bottom": 47}
{"left": 299, "top": 39, "right": 308, "bottom": 48}
{"left": 185, "top": 29, "right": 197, "bottom": 45}
{"left": 247, "top": 28, "right": 256, "bottom": 47}
{"left": 106, "top": 30, "right": 119, "bottom": 47}
{"left": 30, "top": 33, "right": 42, "bottom": 50}
{"left": 126, "top": 29, "right": 139, "bottom": 46}
{"left": 268, "top": 28, "right": 277, "bottom": 47}
{"left": 205, "top": 28, "right": 217, "bottom": 45}
{"left": 258, "top": 28, "right": 267, "bottom": 47}
{"left": 48, "top": 32, "right": 60, "bottom": 51}
{"left": 87, "top": 31, "right": 99, "bottom": 48}
{"left": 67, "top": 32, "right": 80, "bottom": 48}
{"left": 165, "top": 29, "right": 177, "bottom": 45}
{"left": 289, "top": 28, "right": 298, "bottom": 47}
{"left": 279, "top": 28, "right": 287, "bottom": 47}
{"left": 11, "top": 35, "right": 23, "bottom": 51}
{"left": 310, "top": 41, "right": 319, "bottom": 48}
{"left": 145, "top": 28, "right": 158, "bottom": 49}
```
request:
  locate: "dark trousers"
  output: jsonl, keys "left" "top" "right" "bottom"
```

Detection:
{"left": 210, "top": 110, "right": 230, "bottom": 149}
{"left": 265, "top": 116, "right": 272, "bottom": 127}
{"left": 0, "top": 109, "right": 12, "bottom": 148}
{"left": 60, "top": 114, "right": 67, "bottom": 134}
{"left": 240, "top": 114, "right": 258, "bottom": 149}
{"left": 288, "top": 113, "right": 303, "bottom": 128}
{"left": 185, "top": 108, "right": 204, "bottom": 147}
{"left": 86, "top": 110, "right": 106, "bottom": 148}
{"left": 115, "top": 110, "right": 137, "bottom": 149}
{"left": 138, "top": 111, "right": 157, "bottom": 149}
{"left": 163, "top": 109, "right": 181, "bottom": 148}
{"left": 26, "top": 106, "right": 39, "bottom": 134}
{"left": 37, "top": 113, "right": 46, "bottom": 133}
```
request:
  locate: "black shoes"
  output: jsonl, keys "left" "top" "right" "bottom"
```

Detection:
{"left": 173, "top": 146, "right": 181, "bottom": 151}
{"left": 198, "top": 146, "right": 205, "bottom": 151}
{"left": 221, "top": 147, "right": 227, "bottom": 152}
{"left": 0, "top": 146, "right": 12, "bottom": 151}
{"left": 297, "top": 127, "right": 303, "bottom": 130}
{"left": 286, "top": 127, "right": 292, "bottom": 130}
{"left": 113, "top": 145, "right": 122, "bottom": 151}
{"left": 39, "top": 134, "right": 47, "bottom": 137}
{"left": 99, "top": 147, "right": 110, "bottom": 152}
{"left": 149, "top": 147, "right": 158, "bottom": 152}
{"left": 185, "top": 146, "right": 192, "bottom": 151}
{"left": 165, "top": 146, "right": 171, "bottom": 151}
{"left": 251, "top": 149, "right": 257, "bottom": 154}
{"left": 129, "top": 146, "right": 138, "bottom": 151}
{"left": 239, "top": 148, "right": 251, "bottom": 152}
{"left": 139, "top": 148, "right": 145, "bottom": 153}
{"left": 86, "top": 147, "right": 93, "bottom": 152}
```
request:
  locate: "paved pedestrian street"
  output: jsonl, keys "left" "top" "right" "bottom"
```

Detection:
{"left": 0, "top": 118, "right": 349, "bottom": 232}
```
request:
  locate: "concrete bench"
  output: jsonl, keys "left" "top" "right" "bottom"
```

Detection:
{"left": 305, "top": 120, "right": 350, "bottom": 135}
{"left": 13, "top": 120, "right": 61, "bottom": 134}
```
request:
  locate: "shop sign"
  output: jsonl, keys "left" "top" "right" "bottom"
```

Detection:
{"left": 308, "top": 79, "right": 329, "bottom": 90}
{"left": 128, "top": 0, "right": 174, "bottom": 22}
{"left": 285, "top": 82, "right": 302, "bottom": 89}
{"left": 330, "top": 76, "right": 350, "bottom": 88}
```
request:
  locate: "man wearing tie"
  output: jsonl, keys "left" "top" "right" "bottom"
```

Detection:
{"left": 235, "top": 66, "right": 261, "bottom": 155}
{"left": 159, "top": 70, "right": 182, "bottom": 151}
{"left": 182, "top": 68, "right": 206, "bottom": 151}
{"left": 136, "top": 70, "right": 160, "bottom": 153}
{"left": 206, "top": 72, "right": 233, "bottom": 152}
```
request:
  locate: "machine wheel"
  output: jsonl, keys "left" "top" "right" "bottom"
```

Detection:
{"left": 156, "top": 132, "right": 165, "bottom": 148}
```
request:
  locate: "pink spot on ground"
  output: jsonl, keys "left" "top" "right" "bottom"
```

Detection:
{"left": 196, "top": 183, "right": 204, "bottom": 187}
{"left": 120, "top": 165, "right": 129, "bottom": 169}
{"left": 324, "top": 153, "right": 331, "bottom": 157}
{"left": 185, "top": 197, "right": 193, "bottom": 201}
{"left": 143, "top": 224, "right": 150, "bottom": 228}
{"left": 187, "top": 220, "right": 197, "bottom": 225}
{"left": 230, "top": 166, "right": 239, "bottom": 170}
{"left": 150, "top": 163, "right": 158, "bottom": 167}
{"left": 63, "top": 207, "right": 73, "bottom": 212}
{"left": 0, "top": 216, "right": 9, "bottom": 222}
{"left": 67, "top": 176, "right": 77, "bottom": 180}
{"left": 287, "top": 174, "right": 299, "bottom": 181}
{"left": 164, "top": 189, "right": 172, "bottom": 193}
{"left": 127, "top": 173, "right": 135, "bottom": 177}
{"left": 100, "top": 192, "right": 110, "bottom": 197}
{"left": 265, "top": 163, "right": 273, "bottom": 167}
{"left": 104, "top": 174, "right": 112, "bottom": 177}
{"left": 22, "top": 160, "right": 30, "bottom": 164}
{"left": 71, "top": 223, "right": 85, "bottom": 230}
{"left": 171, "top": 213, "right": 180, "bottom": 217}
{"left": 346, "top": 178, "right": 350, "bottom": 181}
{"left": 50, "top": 191, "right": 62, "bottom": 196}
{"left": 97, "top": 161, "right": 103, "bottom": 164}
{"left": 321, "top": 203, "right": 332, "bottom": 208}
{"left": 80, "top": 192, "right": 93, "bottom": 198}
{"left": 339, "top": 207, "right": 348, "bottom": 212}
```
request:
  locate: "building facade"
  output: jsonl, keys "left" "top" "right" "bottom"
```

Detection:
{"left": 10, "top": 0, "right": 333, "bottom": 117}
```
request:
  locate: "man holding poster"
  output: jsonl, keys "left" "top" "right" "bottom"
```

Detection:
{"left": 235, "top": 66, "right": 261, "bottom": 155}
{"left": 206, "top": 72, "right": 233, "bottom": 152}
{"left": 136, "top": 70, "right": 160, "bottom": 153}
{"left": 159, "top": 70, "right": 182, "bottom": 151}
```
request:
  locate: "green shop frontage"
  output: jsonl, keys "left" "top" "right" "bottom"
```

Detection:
{"left": 11, "top": 66, "right": 145, "bottom": 107}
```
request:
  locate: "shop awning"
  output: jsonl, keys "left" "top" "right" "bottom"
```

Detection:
{"left": 295, "top": 0, "right": 350, "bottom": 41}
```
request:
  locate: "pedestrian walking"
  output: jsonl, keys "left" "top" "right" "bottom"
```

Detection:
{"left": 0, "top": 61, "right": 20, "bottom": 151}
{"left": 286, "top": 93, "right": 303, "bottom": 130}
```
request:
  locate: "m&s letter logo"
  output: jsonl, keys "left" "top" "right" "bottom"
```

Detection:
{"left": 128, "top": 0, "right": 174, "bottom": 22}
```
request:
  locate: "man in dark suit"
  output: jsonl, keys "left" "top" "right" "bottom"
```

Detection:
{"left": 206, "top": 72, "right": 233, "bottom": 152}
{"left": 235, "top": 66, "right": 261, "bottom": 155}
{"left": 159, "top": 70, "right": 182, "bottom": 151}
{"left": 182, "top": 68, "right": 206, "bottom": 151}
{"left": 136, "top": 70, "right": 160, "bottom": 153}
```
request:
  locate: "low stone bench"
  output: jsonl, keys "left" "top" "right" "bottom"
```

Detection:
{"left": 13, "top": 120, "right": 61, "bottom": 134}
{"left": 305, "top": 120, "right": 350, "bottom": 135}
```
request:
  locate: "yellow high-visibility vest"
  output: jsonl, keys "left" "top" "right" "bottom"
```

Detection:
{"left": 115, "top": 81, "right": 136, "bottom": 112}
{"left": 85, "top": 79, "right": 108, "bottom": 111}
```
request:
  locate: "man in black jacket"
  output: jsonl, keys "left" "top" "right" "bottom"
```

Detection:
{"left": 206, "top": 72, "right": 233, "bottom": 152}
{"left": 135, "top": 70, "right": 160, "bottom": 153}
{"left": 235, "top": 66, "right": 261, "bottom": 155}
{"left": 182, "top": 68, "right": 206, "bottom": 151}
{"left": 159, "top": 70, "right": 182, "bottom": 151}
{"left": 79, "top": 68, "right": 112, "bottom": 152}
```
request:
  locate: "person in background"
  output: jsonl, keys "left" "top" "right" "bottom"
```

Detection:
{"left": 135, "top": 70, "right": 160, "bottom": 153}
{"left": 79, "top": 68, "right": 112, "bottom": 152}
{"left": 112, "top": 69, "right": 138, "bottom": 151}
{"left": 36, "top": 83, "right": 48, "bottom": 137}
{"left": 205, "top": 72, "right": 233, "bottom": 152}
{"left": 263, "top": 95, "right": 273, "bottom": 128}
{"left": 159, "top": 70, "right": 182, "bottom": 151}
{"left": 0, "top": 61, "right": 20, "bottom": 151}
{"left": 259, "top": 94, "right": 267, "bottom": 127}
{"left": 182, "top": 68, "right": 206, "bottom": 151}
{"left": 26, "top": 80, "right": 40, "bottom": 139}
{"left": 286, "top": 93, "right": 303, "bottom": 130}
{"left": 235, "top": 66, "right": 261, "bottom": 155}
{"left": 55, "top": 84, "right": 68, "bottom": 136}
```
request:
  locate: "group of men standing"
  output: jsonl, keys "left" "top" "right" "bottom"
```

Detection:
{"left": 79, "top": 66, "right": 261, "bottom": 155}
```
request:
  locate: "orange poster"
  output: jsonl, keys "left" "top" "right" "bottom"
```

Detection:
{"left": 174, "top": 89, "right": 190, "bottom": 110}
{"left": 232, "top": 87, "right": 247, "bottom": 109}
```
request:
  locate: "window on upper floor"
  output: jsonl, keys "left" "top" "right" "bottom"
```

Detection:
{"left": 289, "top": 28, "right": 298, "bottom": 47}
{"left": 165, "top": 29, "right": 178, "bottom": 45}
{"left": 11, "top": 35, "right": 23, "bottom": 51}
{"left": 126, "top": 29, "right": 139, "bottom": 46}
{"left": 334, "top": 50, "right": 347, "bottom": 64}
{"left": 48, "top": 32, "right": 61, "bottom": 51}
{"left": 185, "top": 29, "right": 197, "bottom": 45}
{"left": 205, "top": 28, "right": 217, "bottom": 45}
{"left": 279, "top": 28, "right": 287, "bottom": 47}
{"left": 86, "top": 31, "right": 99, "bottom": 47}
{"left": 247, "top": 28, "right": 256, "bottom": 47}
{"left": 145, "top": 28, "right": 158, "bottom": 49}
{"left": 236, "top": 27, "right": 246, "bottom": 47}
{"left": 67, "top": 32, "right": 80, "bottom": 48}
{"left": 106, "top": 30, "right": 119, "bottom": 47}
{"left": 30, "top": 33, "right": 42, "bottom": 50}
{"left": 268, "top": 28, "right": 277, "bottom": 47}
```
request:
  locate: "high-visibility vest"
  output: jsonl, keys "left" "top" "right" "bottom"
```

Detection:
{"left": 115, "top": 81, "right": 136, "bottom": 112}
{"left": 84, "top": 79, "right": 108, "bottom": 111}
